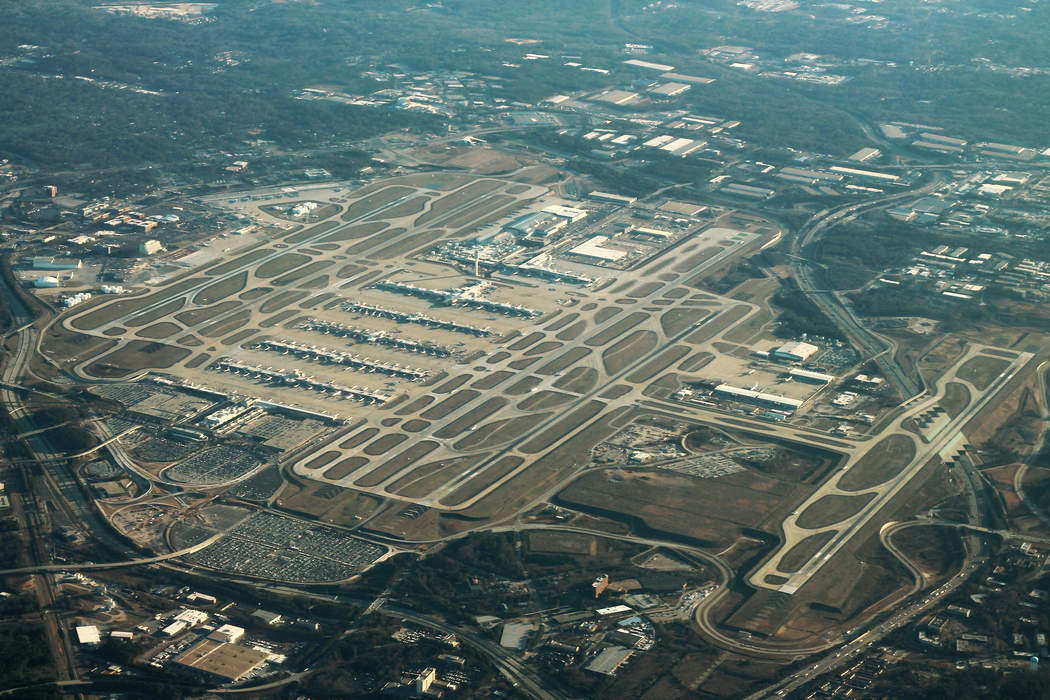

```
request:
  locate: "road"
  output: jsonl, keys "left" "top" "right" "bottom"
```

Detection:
{"left": 1014, "top": 361, "right": 1050, "bottom": 529}
{"left": 0, "top": 533, "right": 223, "bottom": 576}
{"left": 787, "top": 175, "right": 946, "bottom": 399}
{"left": 749, "top": 345, "right": 1034, "bottom": 594}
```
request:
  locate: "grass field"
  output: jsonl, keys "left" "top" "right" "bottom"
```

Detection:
{"left": 594, "top": 307, "right": 621, "bottom": 324}
{"left": 135, "top": 322, "right": 181, "bottom": 339}
{"left": 272, "top": 260, "right": 333, "bottom": 286}
{"left": 193, "top": 271, "right": 248, "bottom": 305}
{"left": 517, "top": 390, "right": 574, "bottom": 412}
{"left": 339, "top": 427, "right": 380, "bottom": 449}
{"left": 258, "top": 309, "right": 299, "bottom": 328}
{"left": 472, "top": 370, "right": 513, "bottom": 390}
{"left": 85, "top": 340, "right": 191, "bottom": 377}
{"left": 341, "top": 186, "right": 416, "bottom": 221}
{"left": 363, "top": 433, "right": 409, "bottom": 456}
{"left": 508, "top": 356, "right": 540, "bottom": 370}
{"left": 544, "top": 312, "right": 578, "bottom": 332}
{"left": 778, "top": 530, "right": 838, "bottom": 573}
{"left": 508, "top": 332, "right": 544, "bottom": 351}
{"left": 557, "top": 467, "right": 790, "bottom": 549}
{"left": 276, "top": 480, "right": 382, "bottom": 524}
{"left": 678, "top": 352, "right": 714, "bottom": 373}
{"left": 434, "top": 397, "right": 510, "bottom": 438}
{"left": 354, "top": 440, "right": 439, "bottom": 487}
{"left": 433, "top": 374, "right": 473, "bottom": 394}
{"left": 438, "top": 456, "right": 525, "bottom": 507}
{"left": 957, "top": 355, "right": 1010, "bottom": 390}
{"left": 414, "top": 180, "right": 503, "bottom": 226}
{"left": 420, "top": 389, "right": 481, "bottom": 420}
{"left": 452, "top": 413, "right": 549, "bottom": 451}
{"left": 255, "top": 253, "right": 311, "bottom": 279}
{"left": 520, "top": 400, "right": 605, "bottom": 454}
{"left": 555, "top": 321, "right": 588, "bottom": 341}
{"left": 525, "top": 341, "right": 563, "bottom": 357}
{"left": 536, "top": 347, "right": 591, "bottom": 375}
{"left": 795, "top": 493, "right": 875, "bottom": 529}
{"left": 124, "top": 298, "right": 187, "bottom": 328}
{"left": 174, "top": 301, "right": 243, "bottom": 327}
{"left": 199, "top": 309, "right": 251, "bottom": 338}
{"left": 941, "top": 382, "right": 971, "bottom": 419}
{"left": 659, "top": 307, "right": 708, "bottom": 336}
{"left": 585, "top": 312, "right": 649, "bottom": 347}
{"left": 259, "top": 291, "right": 309, "bottom": 313}
{"left": 838, "top": 434, "right": 916, "bottom": 491}
{"left": 319, "top": 221, "right": 387, "bottom": 244}
{"left": 625, "top": 345, "right": 691, "bottom": 384}
{"left": 322, "top": 457, "right": 369, "bottom": 480}
{"left": 602, "top": 330, "right": 657, "bottom": 374}
{"left": 554, "top": 366, "right": 598, "bottom": 393}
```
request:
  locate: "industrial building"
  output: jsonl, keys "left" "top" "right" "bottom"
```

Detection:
{"left": 76, "top": 625, "right": 101, "bottom": 645}
{"left": 34, "top": 276, "right": 60, "bottom": 288}
{"left": 499, "top": 622, "right": 534, "bottom": 650}
{"left": 788, "top": 368, "right": 835, "bottom": 385}
{"left": 30, "top": 256, "right": 81, "bottom": 270}
{"left": 209, "top": 624, "right": 246, "bottom": 644}
{"left": 173, "top": 638, "right": 270, "bottom": 682}
{"left": 773, "top": 341, "right": 819, "bottom": 363}
{"left": 542, "top": 204, "right": 588, "bottom": 223}
{"left": 588, "top": 191, "right": 637, "bottom": 206}
{"left": 585, "top": 645, "right": 634, "bottom": 675}
{"left": 567, "top": 235, "right": 628, "bottom": 262}
{"left": 139, "top": 239, "right": 163, "bottom": 256}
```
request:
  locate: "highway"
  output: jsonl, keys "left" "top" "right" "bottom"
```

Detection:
{"left": 786, "top": 175, "right": 946, "bottom": 400}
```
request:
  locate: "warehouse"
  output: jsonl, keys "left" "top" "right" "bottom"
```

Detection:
{"left": 173, "top": 639, "right": 270, "bottom": 682}
{"left": 773, "top": 341, "right": 819, "bottom": 363}
{"left": 567, "top": 236, "right": 628, "bottom": 262}
{"left": 542, "top": 204, "right": 588, "bottom": 223}
{"left": 588, "top": 191, "right": 637, "bottom": 206}
{"left": 585, "top": 645, "right": 634, "bottom": 676}
{"left": 788, "top": 368, "right": 835, "bottom": 385}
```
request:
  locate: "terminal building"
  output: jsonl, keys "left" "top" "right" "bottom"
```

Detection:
{"left": 713, "top": 384, "right": 805, "bottom": 413}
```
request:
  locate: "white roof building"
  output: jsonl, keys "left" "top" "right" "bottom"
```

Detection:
{"left": 567, "top": 236, "right": 627, "bottom": 262}
{"left": 174, "top": 609, "right": 209, "bottom": 626}
{"left": 76, "top": 625, "right": 101, "bottom": 645}
{"left": 208, "top": 624, "right": 245, "bottom": 644}
{"left": 773, "top": 341, "right": 819, "bottom": 363}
